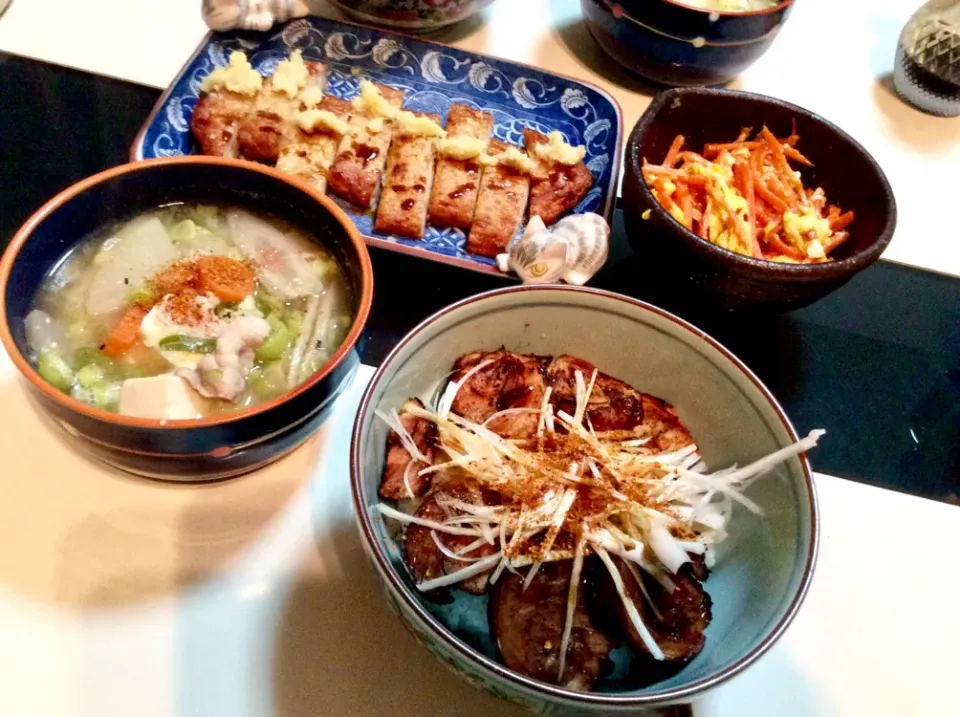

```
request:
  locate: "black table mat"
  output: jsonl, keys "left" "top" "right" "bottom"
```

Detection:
{"left": 2, "top": 52, "right": 957, "bottom": 504}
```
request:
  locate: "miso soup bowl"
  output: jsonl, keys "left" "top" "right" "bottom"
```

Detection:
{"left": 351, "top": 285, "right": 818, "bottom": 713}
{"left": 0, "top": 157, "right": 373, "bottom": 481}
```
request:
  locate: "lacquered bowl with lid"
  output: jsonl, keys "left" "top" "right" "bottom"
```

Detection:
{"left": 581, "top": 0, "right": 796, "bottom": 87}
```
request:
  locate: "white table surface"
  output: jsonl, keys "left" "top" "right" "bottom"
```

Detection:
{"left": 1, "top": 1, "right": 958, "bottom": 716}
{"left": 1, "top": 0, "right": 959, "bottom": 278}
{"left": 0, "top": 362, "right": 957, "bottom": 717}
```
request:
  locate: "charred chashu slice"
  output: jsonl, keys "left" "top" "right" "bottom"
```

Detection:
{"left": 523, "top": 129, "right": 594, "bottom": 226}
{"left": 546, "top": 354, "right": 644, "bottom": 432}
{"left": 451, "top": 350, "right": 549, "bottom": 439}
{"left": 374, "top": 112, "right": 442, "bottom": 239}
{"left": 402, "top": 477, "right": 500, "bottom": 599}
{"left": 276, "top": 96, "right": 353, "bottom": 193}
{"left": 545, "top": 355, "right": 693, "bottom": 451}
{"left": 590, "top": 555, "right": 712, "bottom": 674}
{"left": 191, "top": 89, "right": 258, "bottom": 158}
{"left": 467, "top": 140, "right": 531, "bottom": 258}
{"left": 237, "top": 61, "right": 329, "bottom": 164}
{"left": 428, "top": 105, "right": 493, "bottom": 229}
{"left": 327, "top": 83, "right": 406, "bottom": 208}
{"left": 378, "top": 398, "right": 437, "bottom": 501}
{"left": 490, "top": 559, "right": 617, "bottom": 691}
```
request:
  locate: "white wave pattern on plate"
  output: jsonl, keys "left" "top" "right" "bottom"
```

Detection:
{"left": 371, "top": 39, "right": 416, "bottom": 73}
{"left": 324, "top": 32, "right": 374, "bottom": 61}
{"left": 467, "top": 62, "right": 511, "bottom": 97}
{"left": 420, "top": 50, "right": 473, "bottom": 85}
{"left": 280, "top": 18, "right": 319, "bottom": 48}
{"left": 511, "top": 77, "right": 558, "bottom": 109}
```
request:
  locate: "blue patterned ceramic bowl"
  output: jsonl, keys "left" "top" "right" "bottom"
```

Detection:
{"left": 0, "top": 158, "right": 373, "bottom": 481}
{"left": 328, "top": 0, "right": 496, "bottom": 32}
{"left": 350, "top": 285, "right": 818, "bottom": 713}
{"left": 581, "top": 0, "right": 795, "bottom": 87}
{"left": 132, "top": 16, "right": 622, "bottom": 277}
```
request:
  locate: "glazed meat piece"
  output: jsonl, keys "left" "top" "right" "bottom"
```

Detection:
{"left": 403, "top": 478, "right": 499, "bottom": 599}
{"left": 591, "top": 556, "right": 712, "bottom": 670}
{"left": 374, "top": 112, "right": 443, "bottom": 239}
{"left": 191, "top": 89, "right": 257, "bottom": 158}
{"left": 638, "top": 393, "right": 695, "bottom": 453}
{"left": 490, "top": 560, "right": 616, "bottom": 691}
{"left": 276, "top": 96, "right": 353, "bottom": 193}
{"left": 546, "top": 355, "right": 694, "bottom": 450}
{"left": 523, "top": 129, "right": 594, "bottom": 225}
{"left": 451, "top": 350, "right": 548, "bottom": 439}
{"left": 467, "top": 140, "right": 531, "bottom": 257}
{"left": 428, "top": 105, "right": 493, "bottom": 229}
{"left": 546, "top": 355, "right": 644, "bottom": 432}
{"left": 327, "top": 83, "right": 406, "bottom": 208}
{"left": 378, "top": 398, "right": 437, "bottom": 500}
{"left": 236, "top": 61, "right": 329, "bottom": 164}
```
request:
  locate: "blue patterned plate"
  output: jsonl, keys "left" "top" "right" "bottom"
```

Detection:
{"left": 131, "top": 17, "right": 623, "bottom": 276}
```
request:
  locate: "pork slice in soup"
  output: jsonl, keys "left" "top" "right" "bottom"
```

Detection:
{"left": 25, "top": 204, "right": 354, "bottom": 420}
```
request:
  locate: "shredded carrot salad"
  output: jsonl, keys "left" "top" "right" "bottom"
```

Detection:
{"left": 642, "top": 127, "right": 855, "bottom": 263}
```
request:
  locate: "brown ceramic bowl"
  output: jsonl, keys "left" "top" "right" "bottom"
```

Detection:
{"left": 622, "top": 88, "right": 897, "bottom": 312}
{"left": 0, "top": 157, "right": 373, "bottom": 481}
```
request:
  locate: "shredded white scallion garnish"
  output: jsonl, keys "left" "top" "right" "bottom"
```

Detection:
{"left": 376, "top": 504, "right": 486, "bottom": 537}
{"left": 431, "top": 530, "right": 485, "bottom": 563}
{"left": 596, "top": 546, "right": 665, "bottom": 661}
{"left": 557, "top": 535, "right": 586, "bottom": 682}
{"left": 417, "top": 552, "right": 503, "bottom": 592}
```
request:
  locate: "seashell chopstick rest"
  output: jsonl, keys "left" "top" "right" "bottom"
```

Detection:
{"left": 202, "top": 0, "right": 310, "bottom": 31}
{"left": 496, "top": 213, "right": 610, "bottom": 285}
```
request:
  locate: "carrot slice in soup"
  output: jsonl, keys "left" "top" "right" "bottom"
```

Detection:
{"left": 104, "top": 305, "right": 148, "bottom": 358}
{"left": 195, "top": 256, "right": 256, "bottom": 303}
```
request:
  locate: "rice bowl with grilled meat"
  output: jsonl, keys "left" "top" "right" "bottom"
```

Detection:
{"left": 374, "top": 349, "right": 823, "bottom": 691}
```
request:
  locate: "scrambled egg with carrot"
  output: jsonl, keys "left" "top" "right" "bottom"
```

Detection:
{"left": 642, "top": 127, "right": 854, "bottom": 263}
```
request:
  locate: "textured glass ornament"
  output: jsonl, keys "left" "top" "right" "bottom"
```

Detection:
{"left": 894, "top": 0, "right": 960, "bottom": 116}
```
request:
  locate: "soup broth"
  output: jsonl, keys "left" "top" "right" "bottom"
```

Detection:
{"left": 26, "top": 204, "right": 354, "bottom": 420}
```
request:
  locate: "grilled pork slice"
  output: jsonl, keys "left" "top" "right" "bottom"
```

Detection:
{"left": 191, "top": 89, "right": 258, "bottom": 158}
{"left": 451, "top": 350, "right": 549, "bottom": 439}
{"left": 590, "top": 556, "right": 711, "bottom": 674}
{"left": 428, "top": 105, "right": 493, "bottom": 229}
{"left": 546, "top": 355, "right": 644, "bottom": 432}
{"left": 545, "top": 355, "right": 693, "bottom": 450}
{"left": 374, "top": 112, "right": 442, "bottom": 239}
{"left": 402, "top": 478, "right": 499, "bottom": 600}
{"left": 490, "top": 559, "right": 617, "bottom": 691}
{"left": 523, "top": 129, "right": 594, "bottom": 225}
{"left": 327, "top": 83, "right": 405, "bottom": 208}
{"left": 378, "top": 398, "right": 437, "bottom": 500}
{"left": 467, "top": 140, "right": 531, "bottom": 258}
{"left": 276, "top": 96, "right": 353, "bottom": 193}
{"left": 237, "top": 62, "right": 329, "bottom": 164}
